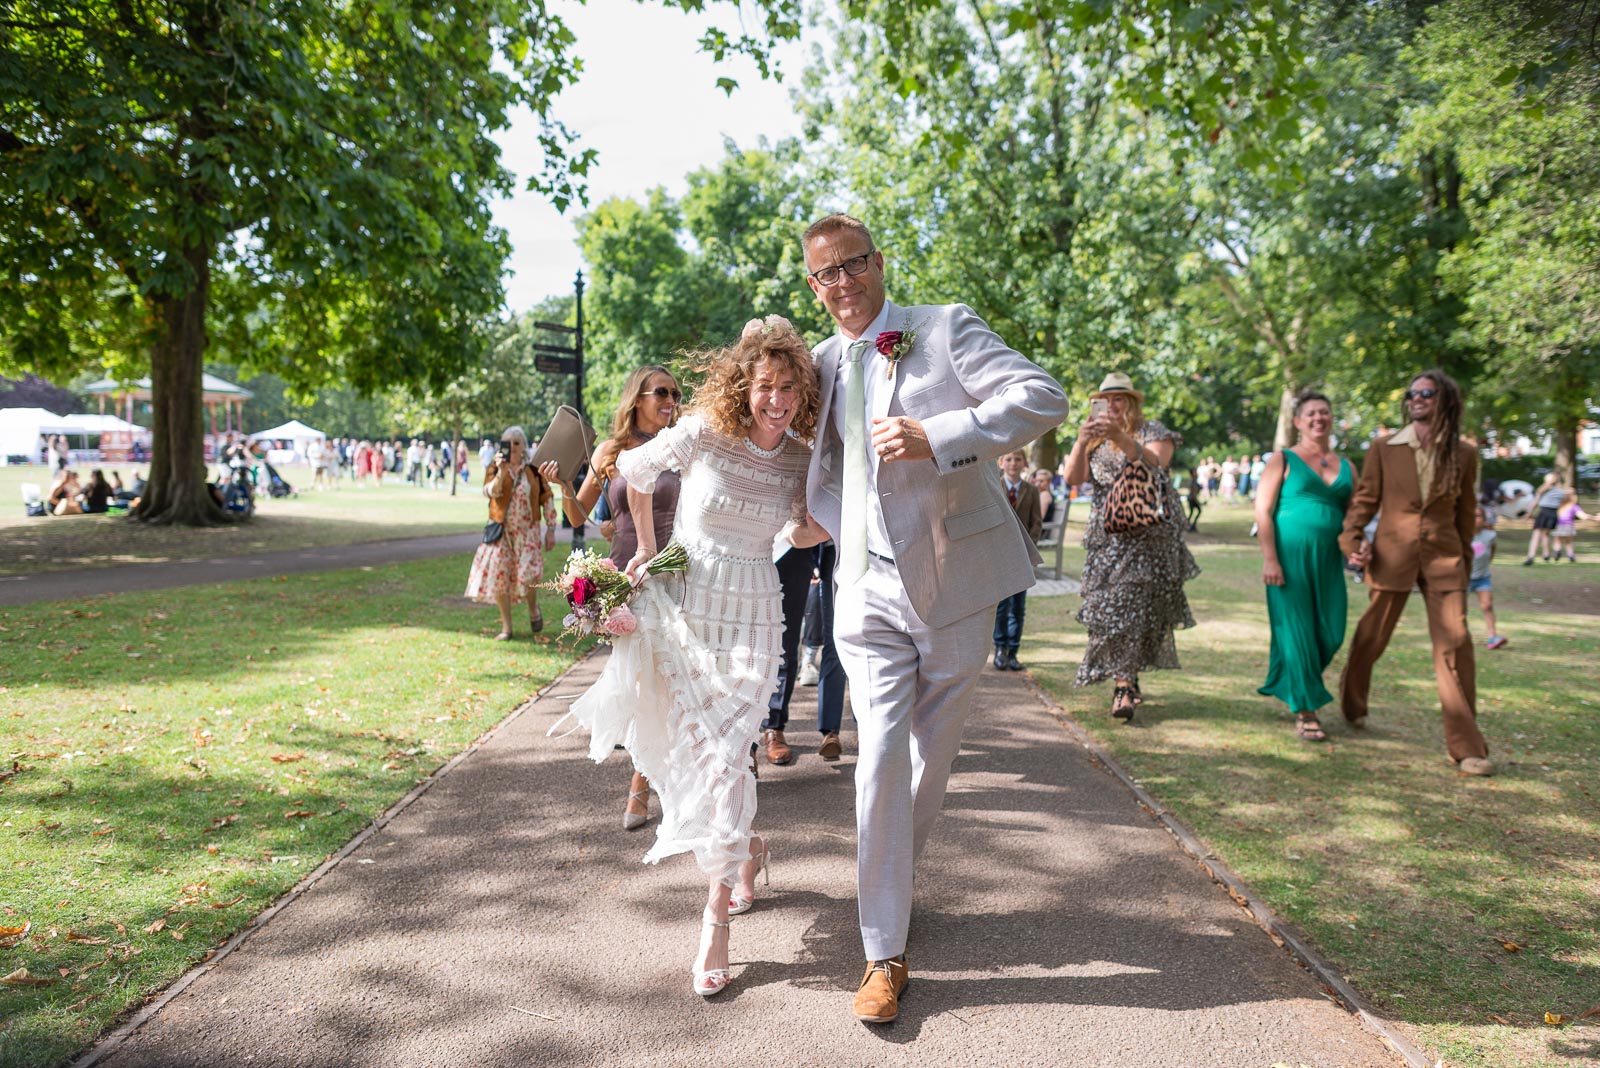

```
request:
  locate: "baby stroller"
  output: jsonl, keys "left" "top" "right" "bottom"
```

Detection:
{"left": 263, "top": 460, "right": 296, "bottom": 499}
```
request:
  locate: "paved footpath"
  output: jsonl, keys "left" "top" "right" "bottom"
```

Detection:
{"left": 84, "top": 656, "right": 1407, "bottom": 1068}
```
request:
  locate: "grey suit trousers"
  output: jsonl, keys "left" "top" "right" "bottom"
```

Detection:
{"left": 834, "top": 554, "right": 994, "bottom": 960}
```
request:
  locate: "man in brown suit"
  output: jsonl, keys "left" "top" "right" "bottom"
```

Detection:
{"left": 1339, "top": 369, "right": 1492, "bottom": 775}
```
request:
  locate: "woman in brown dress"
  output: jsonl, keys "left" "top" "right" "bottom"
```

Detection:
{"left": 1061, "top": 373, "right": 1199, "bottom": 720}
{"left": 542, "top": 364, "right": 683, "bottom": 831}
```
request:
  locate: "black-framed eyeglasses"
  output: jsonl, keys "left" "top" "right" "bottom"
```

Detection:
{"left": 808, "top": 248, "right": 876, "bottom": 287}
{"left": 640, "top": 387, "right": 682, "bottom": 402}
{"left": 1404, "top": 387, "right": 1439, "bottom": 401}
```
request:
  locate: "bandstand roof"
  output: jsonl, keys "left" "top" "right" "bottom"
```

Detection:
{"left": 82, "top": 373, "right": 253, "bottom": 403}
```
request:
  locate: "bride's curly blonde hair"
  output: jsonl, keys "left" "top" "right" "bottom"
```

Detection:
{"left": 684, "top": 316, "right": 820, "bottom": 442}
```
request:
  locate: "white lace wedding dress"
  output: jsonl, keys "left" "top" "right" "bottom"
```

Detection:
{"left": 565, "top": 415, "right": 809, "bottom": 884}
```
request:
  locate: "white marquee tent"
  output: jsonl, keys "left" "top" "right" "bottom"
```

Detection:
{"left": 0, "top": 408, "right": 150, "bottom": 464}
{"left": 251, "top": 419, "right": 326, "bottom": 443}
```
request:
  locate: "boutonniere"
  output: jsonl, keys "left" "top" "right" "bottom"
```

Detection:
{"left": 875, "top": 321, "right": 922, "bottom": 381}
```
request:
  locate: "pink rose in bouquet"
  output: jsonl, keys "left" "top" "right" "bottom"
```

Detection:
{"left": 570, "top": 576, "right": 596, "bottom": 607}
{"left": 603, "top": 604, "right": 638, "bottom": 636}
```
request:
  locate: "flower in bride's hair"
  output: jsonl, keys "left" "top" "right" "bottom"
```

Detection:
{"left": 742, "top": 318, "right": 765, "bottom": 340}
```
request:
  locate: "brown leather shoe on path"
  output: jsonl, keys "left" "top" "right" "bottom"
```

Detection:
{"left": 764, "top": 728, "right": 793, "bottom": 765}
{"left": 817, "top": 731, "right": 842, "bottom": 761}
{"left": 853, "top": 956, "right": 908, "bottom": 1024}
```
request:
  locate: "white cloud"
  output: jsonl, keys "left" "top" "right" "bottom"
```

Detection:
{"left": 490, "top": 0, "right": 807, "bottom": 312}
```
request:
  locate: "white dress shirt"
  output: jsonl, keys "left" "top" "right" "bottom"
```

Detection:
{"left": 832, "top": 302, "right": 898, "bottom": 561}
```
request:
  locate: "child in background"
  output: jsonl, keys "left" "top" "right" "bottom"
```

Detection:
{"left": 1471, "top": 504, "right": 1508, "bottom": 650}
{"left": 992, "top": 450, "right": 1043, "bottom": 671}
{"left": 1553, "top": 489, "right": 1593, "bottom": 562}
{"left": 1185, "top": 467, "right": 1203, "bottom": 531}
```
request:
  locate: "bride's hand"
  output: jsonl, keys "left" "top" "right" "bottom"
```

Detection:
{"left": 624, "top": 546, "right": 654, "bottom": 582}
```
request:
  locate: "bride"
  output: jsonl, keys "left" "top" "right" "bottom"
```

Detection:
{"left": 564, "top": 315, "right": 827, "bottom": 997}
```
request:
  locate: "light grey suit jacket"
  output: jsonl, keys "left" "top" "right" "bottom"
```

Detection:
{"left": 807, "top": 300, "right": 1070, "bottom": 628}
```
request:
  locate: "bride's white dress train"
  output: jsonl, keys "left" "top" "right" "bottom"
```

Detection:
{"left": 564, "top": 415, "right": 808, "bottom": 885}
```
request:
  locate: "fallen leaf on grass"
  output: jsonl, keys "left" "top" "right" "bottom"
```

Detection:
{"left": 1545, "top": 1012, "right": 1570, "bottom": 1026}
{"left": 1499, "top": 940, "right": 1522, "bottom": 953}
{"left": 143, "top": 918, "right": 165, "bottom": 935}
{"left": 66, "top": 993, "right": 102, "bottom": 1010}
{"left": 65, "top": 930, "right": 108, "bottom": 945}
{"left": 283, "top": 810, "right": 316, "bottom": 819}
{"left": 91, "top": 827, "right": 116, "bottom": 837}
{"left": 207, "top": 814, "right": 239, "bottom": 830}
{"left": 209, "top": 895, "right": 246, "bottom": 909}
{"left": 1581, "top": 1005, "right": 1600, "bottom": 1020}
{"left": 0, "top": 967, "right": 54, "bottom": 987}
{"left": 269, "top": 753, "right": 304, "bottom": 764}
{"left": 1488, "top": 1014, "right": 1513, "bottom": 1025}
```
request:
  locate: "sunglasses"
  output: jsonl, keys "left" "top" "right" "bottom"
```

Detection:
{"left": 1404, "top": 387, "right": 1439, "bottom": 401}
{"left": 640, "top": 387, "right": 683, "bottom": 401}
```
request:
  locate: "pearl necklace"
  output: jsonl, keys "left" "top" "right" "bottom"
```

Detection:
{"left": 743, "top": 434, "right": 784, "bottom": 459}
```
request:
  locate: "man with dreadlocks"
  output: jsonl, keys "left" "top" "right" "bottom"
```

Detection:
{"left": 1338, "top": 369, "right": 1493, "bottom": 775}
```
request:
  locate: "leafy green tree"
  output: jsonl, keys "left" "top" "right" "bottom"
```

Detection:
{"left": 0, "top": 0, "right": 800, "bottom": 525}
{"left": 1398, "top": 0, "right": 1600, "bottom": 481}
{"left": 385, "top": 297, "right": 580, "bottom": 470}
{"left": 798, "top": 1, "right": 1238, "bottom": 466}
{"left": 575, "top": 142, "right": 827, "bottom": 418}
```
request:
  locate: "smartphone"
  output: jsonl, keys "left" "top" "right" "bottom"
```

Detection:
{"left": 1090, "top": 398, "right": 1109, "bottom": 419}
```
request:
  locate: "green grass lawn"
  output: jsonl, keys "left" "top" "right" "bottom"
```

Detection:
{"left": 0, "top": 552, "right": 591, "bottom": 1068}
{"left": 1028, "top": 506, "right": 1600, "bottom": 1068}
{"left": 0, "top": 464, "right": 490, "bottom": 576}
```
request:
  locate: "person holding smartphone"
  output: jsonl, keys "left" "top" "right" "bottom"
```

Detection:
{"left": 1061, "top": 372, "right": 1198, "bottom": 721}
{"left": 464, "top": 426, "right": 556, "bottom": 640}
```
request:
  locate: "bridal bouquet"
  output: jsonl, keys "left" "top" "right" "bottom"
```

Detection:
{"left": 543, "top": 541, "right": 689, "bottom": 642}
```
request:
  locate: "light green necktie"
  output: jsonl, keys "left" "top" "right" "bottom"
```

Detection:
{"left": 840, "top": 339, "right": 871, "bottom": 583}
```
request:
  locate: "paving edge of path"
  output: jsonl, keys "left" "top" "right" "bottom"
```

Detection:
{"left": 1021, "top": 673, "right": 1434, "bottom": 1068}
{"left": 69, "top": 649, "right": 600, "bottom": 1068}
{"left": 70, "top": 651, "right": 1432, "bottom": 1068}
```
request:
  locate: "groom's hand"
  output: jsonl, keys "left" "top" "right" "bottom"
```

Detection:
{"left": 871, "top": 416, "right": 932, "bottom": 463}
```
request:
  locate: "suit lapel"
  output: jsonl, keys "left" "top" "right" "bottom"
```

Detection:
{"left": 878, "top": 300, "right": 903, "bottom": 419}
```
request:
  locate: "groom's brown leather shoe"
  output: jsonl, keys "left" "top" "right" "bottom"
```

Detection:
{"left": 853, "top": 955, "right": 908, "bottom": 1023}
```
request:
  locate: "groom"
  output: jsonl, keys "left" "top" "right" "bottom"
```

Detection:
{"left": 802, "top": 214, "right": 1069, "bottom": 1023}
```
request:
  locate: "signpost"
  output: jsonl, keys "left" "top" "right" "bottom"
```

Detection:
{"left": 532, "top": 269, "right": 586, "bottom": 420}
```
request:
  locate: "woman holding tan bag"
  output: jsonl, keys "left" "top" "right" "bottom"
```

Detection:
{"left": 1062, "top": 373, "right": 1199, "bottom": 721}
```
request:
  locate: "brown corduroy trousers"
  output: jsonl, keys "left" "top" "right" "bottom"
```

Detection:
{"left": 1340, "top": 580, "right": 1489, "bottom": 762}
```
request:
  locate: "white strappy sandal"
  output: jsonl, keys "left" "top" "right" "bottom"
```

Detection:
{"left": 727, "top": 839, "right": 771, "bottom": 917}
{"left": 694, "top": 910, "right": 732, "bottom": 997}
{"left": 622, "top": 788, "right": 649, "bottom": 830}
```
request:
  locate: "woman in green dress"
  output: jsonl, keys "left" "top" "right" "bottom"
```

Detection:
{"left": 1254, "top": 391, "right": 1354, "bottom": 741}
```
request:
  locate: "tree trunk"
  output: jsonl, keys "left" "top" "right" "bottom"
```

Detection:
{"left": 1553, "top": 411, "right": 1579, "bottom": 489}
{"left": 1029, "top": 427, "right": 1059, "bottom": 474}
{"left": 136, "top": 246, "right": 228, "bottom": 526}
{"left": 1273, "top": 383, "right": 1296, "bottom": 451}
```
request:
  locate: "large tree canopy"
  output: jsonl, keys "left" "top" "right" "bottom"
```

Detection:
{"left": 0, "top": 0, "right": 799, "bottom": 523}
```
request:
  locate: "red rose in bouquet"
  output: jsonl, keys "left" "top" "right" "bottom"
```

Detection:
{"left": 570, "top": 576, "right": 596, "bottom": 606}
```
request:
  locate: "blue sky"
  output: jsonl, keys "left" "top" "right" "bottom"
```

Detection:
{"left": 490, "top": 0, "right": 807, "bottom": 312}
